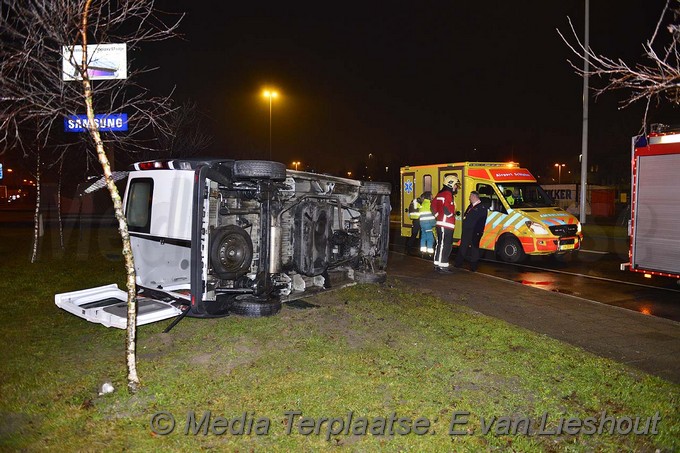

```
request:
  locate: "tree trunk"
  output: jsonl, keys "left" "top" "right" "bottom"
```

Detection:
{"left": 30, "top": 154, "right": 41, "bottom": 263}
{"left": 81, "top": 0, "right": 139, "bottom": 393}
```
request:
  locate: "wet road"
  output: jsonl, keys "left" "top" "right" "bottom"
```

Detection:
{"left": 391, "top": 230, "right": 680, "bottom": 322}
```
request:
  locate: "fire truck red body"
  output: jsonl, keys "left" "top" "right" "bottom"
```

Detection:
{"left": 621, "top": 125, "right": 680, "bottom": 280}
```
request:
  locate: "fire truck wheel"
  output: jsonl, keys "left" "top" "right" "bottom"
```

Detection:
{"left": 233, "top": 160, "right": 287, "bottom": 181}
{"left": 210, "top": 226, "right": 253, "bottom": 280}
{"left": 498, "top": 236, "right": 526, "bottom": 263}
{"left": 354, "top": 270, "right": 387, "bottom": 284}
{"left": 229, "top": 296, "right": 282, "bottom": 317}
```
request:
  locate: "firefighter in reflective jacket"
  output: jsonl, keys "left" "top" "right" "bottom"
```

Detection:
{"left": 431, "top": 175, "right": 460, "bottom": 272}
{"left": 407, "top": 195, "right": 423, "bottom": 249}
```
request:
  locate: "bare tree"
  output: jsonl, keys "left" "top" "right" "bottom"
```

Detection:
{"left": 152, "top": 99, "right": 214, "bottom": 159}
{"left": 559, "top": 0, "right": 680, "bottom": 112}
{"left": 0, "top": 0, "right": 182, "bottom": 393}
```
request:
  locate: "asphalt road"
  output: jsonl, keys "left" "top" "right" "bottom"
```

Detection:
{"left": 391, "top": 228, "right": 680, "bottom": 323}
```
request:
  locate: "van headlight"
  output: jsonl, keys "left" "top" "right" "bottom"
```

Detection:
{"left": 525, "top": 221, "right": 549, "bottom": 235}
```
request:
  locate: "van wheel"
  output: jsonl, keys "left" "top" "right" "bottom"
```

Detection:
{"left": 498, "top": 236, "right": 526, "bottom": 263}
{"left": 210, "top": 226, "right": 253, "bottom": 280}
{"left": 230, "top": 296, "right": 282, "bottom": 317}
{"left": 233, "top": 160, "right": 286, "bottom": 181}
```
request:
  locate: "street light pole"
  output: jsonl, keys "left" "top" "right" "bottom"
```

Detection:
{"left": 263, "top": 90, "right": 278, "bottom": 160}
{"left": 292, "top": 161, "right": 300, "bottom": 171}
{"left": 554, "top": 163, "right": 565, "bottom": 183}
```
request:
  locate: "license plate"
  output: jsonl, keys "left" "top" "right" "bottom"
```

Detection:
{"left": 560, "top": 243, "right": 575, "bottom": 251}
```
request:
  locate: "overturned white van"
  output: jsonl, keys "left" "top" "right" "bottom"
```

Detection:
{"left": 55, "top": 159, "right": 391, "bottom": 328}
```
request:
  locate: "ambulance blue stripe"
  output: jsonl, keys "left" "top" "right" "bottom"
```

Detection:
{"left": 486, "top": 211, "right": 498, "bottom": 225}
{"left": 514, "top": 218, "right": 526, "bottom": 230}
{"left": 503, "top": 213, "right": 521, "bottom": 228}
{"left": 492, "top": 212, "right": 507, "bottom": 229}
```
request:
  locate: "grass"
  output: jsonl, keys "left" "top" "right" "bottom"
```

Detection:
{"left": 0, "top": 225, "right": 678, "bottom": 452}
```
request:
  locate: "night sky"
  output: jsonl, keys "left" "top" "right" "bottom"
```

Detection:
{"left": 147, "top": 1, "right": 677, "bottom": 183}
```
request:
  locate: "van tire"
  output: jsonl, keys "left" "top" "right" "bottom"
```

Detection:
{"left": 210, "top": 226, "right": 253, "bottom": 280}
{"left": 233, "top": 160, "right": 286, "bottom": 181}
{"left": 497, "top": 236, "right": 526, "bottom": 263}
{"left": 230, "top": 296, "right": 282, "bottom": 317}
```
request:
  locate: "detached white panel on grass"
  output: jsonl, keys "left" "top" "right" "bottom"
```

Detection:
{"left": 55, "top": 284, "right": 181, "bottom": 329}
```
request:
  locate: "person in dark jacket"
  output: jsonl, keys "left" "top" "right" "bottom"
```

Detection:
{"left": 454, "top": 190, "right": 488, "bottom": 272}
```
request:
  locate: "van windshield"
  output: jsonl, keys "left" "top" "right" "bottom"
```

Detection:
{"left": 497, "top": 183, "right": 554, "bottom": 209}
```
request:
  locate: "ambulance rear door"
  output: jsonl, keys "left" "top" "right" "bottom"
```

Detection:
{"left": 437, "top": 166, "right": 464, "bottom": 241}
{"left": 401, "top": 170, "right": 416, "bottom": 237}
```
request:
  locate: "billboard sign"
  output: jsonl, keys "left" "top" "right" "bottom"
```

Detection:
{"left": 62, "top": 43, "right": 127, "bottom": 81}
{"left": 64, "top": 113, "right": 128, "bottom": 132}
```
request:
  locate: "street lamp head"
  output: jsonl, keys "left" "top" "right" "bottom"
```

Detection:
{"left": 263, "top": 90, "right": 278, "bottom": 99}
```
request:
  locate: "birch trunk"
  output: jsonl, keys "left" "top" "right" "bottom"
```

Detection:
{"left": 30, "top": 154, "right": 41, "bottom": 263}
{"left": 81, "top": 0, "right": 139, "bottom": 393}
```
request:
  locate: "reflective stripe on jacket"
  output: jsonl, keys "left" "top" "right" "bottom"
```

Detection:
{"left": 418, "top": 199, "right": 435, "bottom": 222}
{"left": 408, "top": 199, "right": 422, "bottom": 219}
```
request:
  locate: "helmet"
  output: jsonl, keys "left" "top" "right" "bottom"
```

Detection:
{"left": 444, "top": 175, "right": 460, "bottom": 189}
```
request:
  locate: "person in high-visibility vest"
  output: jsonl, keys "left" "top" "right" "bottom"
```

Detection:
{"left": 418, "top": 192, "right": 435, "bottom": 256}
{"left": 407, "top": 195, "right": 422, "bottom": 249}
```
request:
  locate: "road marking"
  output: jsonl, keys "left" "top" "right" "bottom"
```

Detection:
{"left": 503, "top": 261, "right": 680, "bottom": 293}
{"left": 390, "top": 245, "right": 680, "bottom": 294}
{"left": 579, "top": 249, "right": 609, "bottom": 255}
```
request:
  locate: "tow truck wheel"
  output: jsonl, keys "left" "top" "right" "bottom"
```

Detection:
{"left": 210, "top": 226, "right": 253, "bottom": 280}
{"left": 498, "top": 236, "right": 526, "bottom": 263}
{"left": 233, "top": 160, "right": 286, "bottom": 181}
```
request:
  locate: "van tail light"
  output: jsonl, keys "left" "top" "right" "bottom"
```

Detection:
{"left": 137, "top": 161, "right": 169, "bottom": 170}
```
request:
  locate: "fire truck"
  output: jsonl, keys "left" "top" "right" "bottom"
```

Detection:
{"left": 400, "top": 162, "right": 582, "bottom": 263}
{"left": 621, "top": 124, "right": 680, "bottom": 280}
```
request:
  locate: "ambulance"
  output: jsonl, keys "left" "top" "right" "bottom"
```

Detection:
{"left": 400, "top": 162, "right": 582, "bottom": 263}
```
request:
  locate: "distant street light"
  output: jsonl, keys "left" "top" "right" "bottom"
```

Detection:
{"left": 263, "top": 89, "right": 278, "bottom": 160}
{"left": 554, "top": 163, "right": 566, "bottom": 183}
{"left": 292, "top": 161, "right": 300, "bottom": 171}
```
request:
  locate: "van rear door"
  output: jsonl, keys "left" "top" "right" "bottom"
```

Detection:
{"left": 55, "top": 284, "right": 184, "bottom": 329}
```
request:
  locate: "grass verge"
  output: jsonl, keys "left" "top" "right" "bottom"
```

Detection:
{"left": 0, "top": 226, "right": 678, "bottom": 452}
